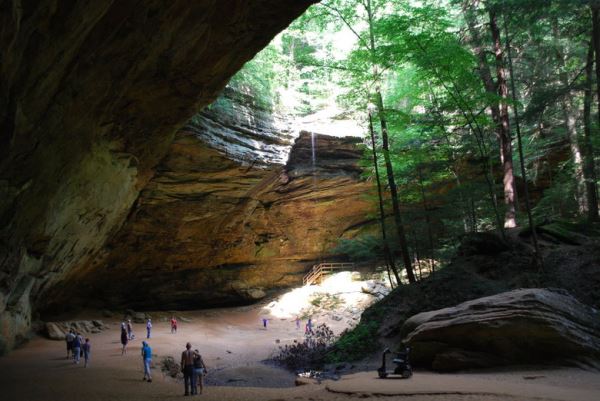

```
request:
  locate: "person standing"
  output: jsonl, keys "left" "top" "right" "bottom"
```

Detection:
{"left": 127, "top": 319, "right": 134, "bottom": 340}
{"left": 262, "top": 317, "right": 268, "bottom": 330}
{"left": 72, "top": 332, "right": 82, "bottom": 364}
{"left": 295, "top": 316, "right": 301, "bottom": 330}
{"left": 305, "top": 318, "right": 313, "bottom": 335}
{"left": 141, "top": 341, "right": 152, "bottom": 382}
{"left": 65, "top": 329, "right": 75, "bottom": 359}
{"left": 181, "top": 342, "right": 197, "bottom": 396}
{"left": 121, "top": 324, "right": 129, "bottom": 355}
{"left": 146, "top": 319, "right": 152, "bottom": 339}
{"left": 170, "top": 316, "right": 177, "bottom": 334}
{"left": 82, "top": 338, "right": 91, "bottom": 367}
{"left": 193, "top": 349, "right": 208, "bottom": 394}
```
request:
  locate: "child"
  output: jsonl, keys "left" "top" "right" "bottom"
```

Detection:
{"left": 82, "top": 338, "right": 91, "bottom": 367}
{"left": 146, "top": 319, "right": 152, "bottom": 339}
{"left": 170, "top": 316, "right": 177, "bottom": 334}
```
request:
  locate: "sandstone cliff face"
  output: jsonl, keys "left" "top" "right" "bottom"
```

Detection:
{"left": 47, "top": 116, "right": 374, "bottom": 310}
{"left": 0, "top": 0, "right": 316, "bottom": 353}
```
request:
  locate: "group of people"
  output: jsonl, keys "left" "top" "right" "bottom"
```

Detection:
{"left": 137, "top": 338, "right": 208, "bottom": 396}
{"left": 181, "top": 342, "right": 207, "bottom": 396}
{"left": 65, "top": 329, "right": 91, "bottom": 367}
{"left": 291, "top": 316, "right": 314, "bottom": 334}
{"left": 120, "top": 317, "right": 163, "bottom": 355}
{"left": 263, "top": 316, "right": 314, "bottom": 334}
{"left": 63, "top": 316, "right": 208, "bottom": 396}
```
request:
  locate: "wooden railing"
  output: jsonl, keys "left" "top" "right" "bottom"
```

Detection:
{"left": 302, "top": 262, "right": 355, "bottom": 286}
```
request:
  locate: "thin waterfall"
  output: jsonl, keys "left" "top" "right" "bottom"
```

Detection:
{"left": 311, "top": 132, "right": 317, "bottom": 188}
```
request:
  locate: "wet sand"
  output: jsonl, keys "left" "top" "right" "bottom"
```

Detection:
{"left": 1, "top": 304, "right": 599, "bottom": 401}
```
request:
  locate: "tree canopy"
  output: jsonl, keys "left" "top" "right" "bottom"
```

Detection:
{"left": 217, "top": 0, "right": 600, "bottom": 280}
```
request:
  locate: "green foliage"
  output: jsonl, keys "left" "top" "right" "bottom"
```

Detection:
{"left": 533, "top": 161, "right": 580, "bottom": 219}
{"left": 225, "top": 44, "right": 281, "bottom": 111}
{"left": 325, "top": 321, "right": 381, "bottom": 363}
{"left": 331, "top": 235, "right": 382, "bottom": 261}
{"left": 208, "top": 0, "right": 599, "bottom": 298}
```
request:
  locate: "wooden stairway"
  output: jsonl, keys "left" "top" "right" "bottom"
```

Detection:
{"left": 302, "top": 262, "right": 355, "bottom": 286}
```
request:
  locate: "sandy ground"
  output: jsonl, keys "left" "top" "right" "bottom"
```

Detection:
{"left": 1, "top": 304, "right": 599, "bottom": 401}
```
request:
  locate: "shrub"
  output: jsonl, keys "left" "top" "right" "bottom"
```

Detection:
{"left": 272, "top": 324, "right": 336, "bottom": 370}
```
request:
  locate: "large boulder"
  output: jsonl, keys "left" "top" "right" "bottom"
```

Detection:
{"left": 401, "top": 288, "right": 600, "bottom": 371}
{"left": 361, "top": 280, "right": 390, "bottom": 299}
{"left": 44, "top": 320, "right": 108, "bottom": 341}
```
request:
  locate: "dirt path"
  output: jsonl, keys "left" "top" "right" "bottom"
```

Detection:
{"left": 0, "top": 304, "right": 599, "bottom": 401}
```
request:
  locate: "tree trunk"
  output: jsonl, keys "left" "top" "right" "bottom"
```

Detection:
{"left": 593, "top": 6, "right": 600, "bottom": 131}
{"left": 375, "top": 91, "right": 416, "bottom": 284}
{"left": 366, "top": 0, "right": 416, "bottom": 283}
{"left": 411, "top": 229, "right": 423, "bottom": 281}
{"left": 503, "top": 15, "right": 542, "bottom": 266}
{"left": 417, "top": 165, "right": 436, "bottom": 274}
{"left": 583, "top": 38, "right": 599, "bottom": 221}
{"left": 553, "top": 19, "right": 587, "bottom": 214}
{"left": 464, "top": 3, "right": 517, "bottom": 228}
{"left": 368, "top": 111, "right": 401, "bottom": 285}
{"left": 489, "top": 9, "right": 517, "bottom": 228}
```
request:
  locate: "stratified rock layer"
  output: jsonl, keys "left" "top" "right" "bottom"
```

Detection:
{"left": 401, "top": 288, "right": 600, "bottom": 371}
{"left": 47, "top": 131, "right": 374, "bottom": 310}
{"left": 45, "top": 321, "right": 108, "bottom": 341}
{"left": 0, "top": 0, "right": 316, "bottom": 353}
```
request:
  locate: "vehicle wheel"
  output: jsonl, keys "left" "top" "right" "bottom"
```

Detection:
{"left": 378, "top": 370, "right": 388, "bottom": 379}
{"left": 402, "top": 369, "right": 412, "bottom": 379}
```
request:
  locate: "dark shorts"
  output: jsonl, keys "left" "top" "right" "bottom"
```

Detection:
{"left": 67, "top": 341, "right": 73, "bottom": 351}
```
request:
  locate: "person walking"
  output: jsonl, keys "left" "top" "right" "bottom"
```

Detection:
{"left": 82, "top": 338, "right": 91, "bottom": 367}
{"left": 262, "top": 317, "right": 268, "bottom": 330}
{"left": 181, "top": 342, "right": 197, "bottom": 396}
{"left": 127, "top": 319, "right": 134, "bottom": 340}
{"left": 193, "top": 349, "right": 208, "bottom": 394}
{"left": 141, "top": 341, "right": 152, "bottom": 382}
{"left": 295, "top": 316, "right": 301, "bottom": 330}
{"left": 146, "top": 319, "right": 152, "bottom": 339}
{"left": 72, "top": 332, "right": 82, "bottom": 364}
{"left": 170, "top": 316, "right": 177, "bottom": 334}
{"left": 65, "top": 329, "right": 75, "bottom": 359}
{"left": 121, "top": 324, "right": 129, "bottom": 355}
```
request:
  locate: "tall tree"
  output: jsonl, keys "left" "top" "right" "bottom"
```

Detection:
{"left": 583, "top": 37, "right": 600, "bottom": 221}
{"left": 503, "top": 13, "right": 542, "bottom": 263}
{"left": 368, "top": 109, "right": 401, "bottom": 285}
{"left": 365, "top": 0, "right": 416, "bottom": 283}
{"left": 489, "top": 7, "right": 517, "bottom": 228}
{"left": 593, "top": 5, "right": 600, "bottom": 131}
{"left": 553, "top": 16, "right": 588, "bottom": 214}
{"left": 463, "top": 0, "right": 518, "bottom": 228}
{"left": 317, "top": 0, "right": 417, "bottom": 282}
